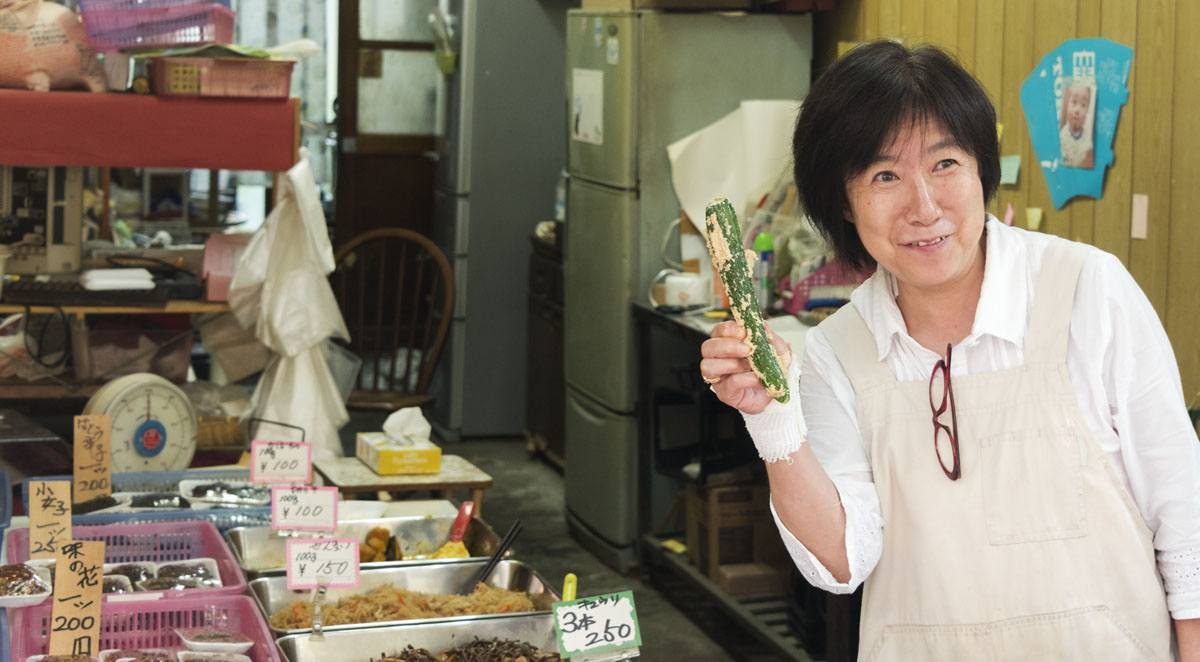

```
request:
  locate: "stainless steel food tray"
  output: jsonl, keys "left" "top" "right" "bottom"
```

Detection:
{"left": 250, "top": 559, "right": 560, "bottom": 636}
{"left": 225, "top": 515, "right": 503, "bottom": 578}
{"left": 275, "top": 613, "right": 557, "bottom": 662}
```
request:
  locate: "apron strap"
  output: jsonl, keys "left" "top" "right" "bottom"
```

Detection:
{"left": 820, "top": 303, "right": 896, "bottom": 396}
{"left": 1025, "top": 239, "right": 1089, "bottom": 367}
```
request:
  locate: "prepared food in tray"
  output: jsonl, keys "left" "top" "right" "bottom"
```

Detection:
{"left": 176, "top": 654, "right": 251, "bottom": 662}
{"left": 99, "top": 650, "right": 175, "bottom": 662}
{"left": 180, "top": 480, "right": 270, "bottom": 507}
{"left": 269, "top": 582, "right": 535, "bottom": 630}
{"left": 24, "top": 559, "right": 222, "bottom": 594}
{"left": 0, "top": 562, "right": 52, "bottom": 607}
{"left": 375, "top": 639, "right": 561, "bottom": 662}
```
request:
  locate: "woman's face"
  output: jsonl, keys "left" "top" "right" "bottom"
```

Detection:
{"left": 845, "top": 119, "right": 986, "bottom": 298}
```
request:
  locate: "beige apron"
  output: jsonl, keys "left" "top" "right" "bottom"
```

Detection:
{"left": 820, "top": 240, "right": 1172, "bottom": 661}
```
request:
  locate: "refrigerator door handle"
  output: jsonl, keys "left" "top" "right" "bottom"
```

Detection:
{"left": 569, "top": 392, "right": 611, "bottom": 426}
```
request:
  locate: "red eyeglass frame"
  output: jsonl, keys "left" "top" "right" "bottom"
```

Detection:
{"left": 928, "top": 343, "right": 961, "bottom": 480}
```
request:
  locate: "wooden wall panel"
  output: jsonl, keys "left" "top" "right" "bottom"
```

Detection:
{"left": 822, "top": 0, "right": 1200, "bottom": 398}
{"left": 997, "top": 1, "right": 1033, "bottom": 228}
{"left": 899, "top": 0, "right": 926, "bottom": 43}
{"left": 1166, "top": 0, "right": 1200, "bottom": 404}
{"left": 1093, "top": 0, "right": 1137, "bottom": 264}
{"left": 1128, "top": 0, "right": 1175, "bottom": 316}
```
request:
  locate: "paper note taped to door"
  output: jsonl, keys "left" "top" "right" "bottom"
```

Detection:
{"left": 572, "top": 68, "right": 604, "bottom": 145}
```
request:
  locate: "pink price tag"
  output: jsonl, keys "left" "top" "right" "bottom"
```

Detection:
{"left": 286, "top": 538, "right": 360, "bottom": 590}
{"left": 250, "top": 440, "right": 313, "bottom": 485}
{"left": 271, "top": 486, "right": 338, "bottom": 533}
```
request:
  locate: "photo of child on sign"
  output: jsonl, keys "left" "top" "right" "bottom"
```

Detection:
{"left": 1058, "top": 76, "right": 1096, "bottom": 169}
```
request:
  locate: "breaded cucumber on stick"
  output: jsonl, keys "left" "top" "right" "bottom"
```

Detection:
{"left": 703, "top": 197, "right": 789, "bottom": 403}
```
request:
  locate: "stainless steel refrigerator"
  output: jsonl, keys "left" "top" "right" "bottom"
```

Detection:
{"left": 564, "top": 9, "right": 812, "bottom": 570}
{"left": 430, "top": 0, "right": 576, "bottom": 440}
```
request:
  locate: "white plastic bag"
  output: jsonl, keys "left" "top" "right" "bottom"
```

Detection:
{"left": 251, "top": 351, "right": 347, "bottom": 459}
{"left": 228, "top": 154, "right": 347, "bottom": 357}
{"left": 228, "top": 153, "right": 351, "bottom": 458}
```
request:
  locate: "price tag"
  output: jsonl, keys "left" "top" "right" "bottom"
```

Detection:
{"left": 250, "top": 440, "right": 313, "bottom": 485}
{"left": 554, "top": 591, "right": 642, "bottom": 658}
{"left": 285, "top": 538, "right": 359, "bottom": 590}
{"left": 48, "top": 540, "right": 105, "bottom": 658}
{"left": 29, "top": 480, "right": 73, "bottom": 560}
{"left": 272, "top": 486, "right": 338, "bottom": 533}
{"left": 73, "top": 415, "right": 112, "bottom": 504}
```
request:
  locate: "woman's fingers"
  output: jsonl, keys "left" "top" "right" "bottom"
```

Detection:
{"left": 699, "top": 357, "right": 746, "bottom": 382}
{"left": 712, "top": 320, "right": 748, "bottom": 340}
{"left": 700, "top": 335, "right": 750, "bottom": 360}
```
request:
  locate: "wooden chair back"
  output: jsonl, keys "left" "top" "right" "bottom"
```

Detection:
{"left": 331, "top": 228, "right": 453, "bottom": 409}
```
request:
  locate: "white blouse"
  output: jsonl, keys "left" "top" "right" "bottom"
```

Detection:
{"left": 748, "top": 217, "right": 1200, "bottom": 618}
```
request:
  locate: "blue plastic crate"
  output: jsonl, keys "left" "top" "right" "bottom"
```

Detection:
{"left": 21, "top": 469, "right": 271, "bottom": 531}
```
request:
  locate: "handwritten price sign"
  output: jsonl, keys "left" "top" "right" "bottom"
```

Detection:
{"left": 73, "top": 415, "right": 112, "bottom": 504}
{"left": 250, "top": 440, "right": 313, "bottom": 485}
{"left": 286, "top": 538, "right": 360, "bottom": 590}
{"left": 554, "top": 591, "right": 642, "bottom": 657}
{"left": 30, "top": 480, "right": 72, "bottom": 560}
{"left": 272, "top": 486, "right": 338, "bottom": 533}
{"left": 49, "top": 540, "right": 105, "bottom": 658}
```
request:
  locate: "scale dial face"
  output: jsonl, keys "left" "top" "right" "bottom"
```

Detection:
{"left": 86, "top": 373, "right": 198, "bottom": 472}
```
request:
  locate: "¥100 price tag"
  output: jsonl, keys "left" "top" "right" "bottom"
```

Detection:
{"left": 250, "top": 440, "right": 313, "bottom": 485}
{"left": 554, "top": 590, "right": 642, "bottom": 658}
{"left": 272, "top": 486, "right": 338, "bottom": 533}
{"left": 286, "top": 538, "right": 360, "bottom": 590}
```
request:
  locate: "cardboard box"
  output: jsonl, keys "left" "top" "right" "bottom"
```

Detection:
{"left": 581, "top": 0, "right": 750, "bottom": 9}
{"left": 685, "top": 481, "right": 790, "bottom": 583}
{"left": 715, "top": 562, "right": 788, "bottom": 597}
{"left": 356, "top": 432, "right": 442, "bottom": 475}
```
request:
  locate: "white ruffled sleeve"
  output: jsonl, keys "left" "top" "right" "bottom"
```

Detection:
{"left": 743, "top": 326, "right": 884, "bottom": 592}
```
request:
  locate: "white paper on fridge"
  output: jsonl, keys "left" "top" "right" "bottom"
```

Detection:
{"left": 667, "top": 100, "right": 802, "bottom": 235}
{"left": 571, "top": 68, "right": 604, "bottom": 145}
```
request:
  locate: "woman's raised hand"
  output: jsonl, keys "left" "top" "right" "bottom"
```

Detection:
{"left": 700, "top": 320, "right": 792, "bottom": 415}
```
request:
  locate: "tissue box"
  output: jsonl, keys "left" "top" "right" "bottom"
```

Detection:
{"left": 356, "top": 432, "right": 442, "bottom": 475}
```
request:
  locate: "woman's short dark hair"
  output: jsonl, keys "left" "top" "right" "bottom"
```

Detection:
{"left": 792, "top": 41, "right": 1000, "bottom": 271}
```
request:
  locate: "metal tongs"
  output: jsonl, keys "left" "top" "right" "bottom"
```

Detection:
{"left": 308, "top": 580, "right": 329, "bottom": 641}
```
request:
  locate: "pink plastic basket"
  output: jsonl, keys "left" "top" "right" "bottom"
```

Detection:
{"left": 6, "top": 520, "right": 246, "bottom": 600}
{"left": 780, "top": 259, "right": 870, "bottom": 314}
{"left": 152, "top": 57, "right": 295, "bottom": 98}
{"left": 10, "top": 594, "right": 281, "bottom": 661}
{"left": 81, "top": 3, "right": 235, "bottom": 51}
{"left": 79, "top": 0, "right": 230, "bottom": 9}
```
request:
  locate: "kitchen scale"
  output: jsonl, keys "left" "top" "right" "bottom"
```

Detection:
{"left": 83, "top": 372, "right": 198, "bottom": 472}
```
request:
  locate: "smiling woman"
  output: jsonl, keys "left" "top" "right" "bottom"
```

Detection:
{"left": 699, "top": 40, "right": 1200, "bottom": 661}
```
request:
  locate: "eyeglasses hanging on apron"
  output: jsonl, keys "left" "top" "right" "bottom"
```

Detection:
{"left": 928, "top": 343, "right": 961, "bottom": 480}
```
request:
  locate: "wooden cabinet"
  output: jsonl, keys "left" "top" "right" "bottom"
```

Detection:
{"left": 526, "top": 235, "right": 564, "bottom": 467}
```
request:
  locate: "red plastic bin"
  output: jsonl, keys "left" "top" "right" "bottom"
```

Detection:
{"left": 10, "top": 594, "right": 281, "bottom": 661}
{"left": 81, "top": 3, "right": 234, "bottom": 51}
{"left": 5, "top": 520, "right": 246, "bottom": 601}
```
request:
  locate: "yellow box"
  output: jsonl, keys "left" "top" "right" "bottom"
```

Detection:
{"left": 355, "top": 432, "right": 442, "bottom": 475}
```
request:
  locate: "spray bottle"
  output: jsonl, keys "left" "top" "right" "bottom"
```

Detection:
{"left": 753, "top": 222, "right": 775, "bottom": 315}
